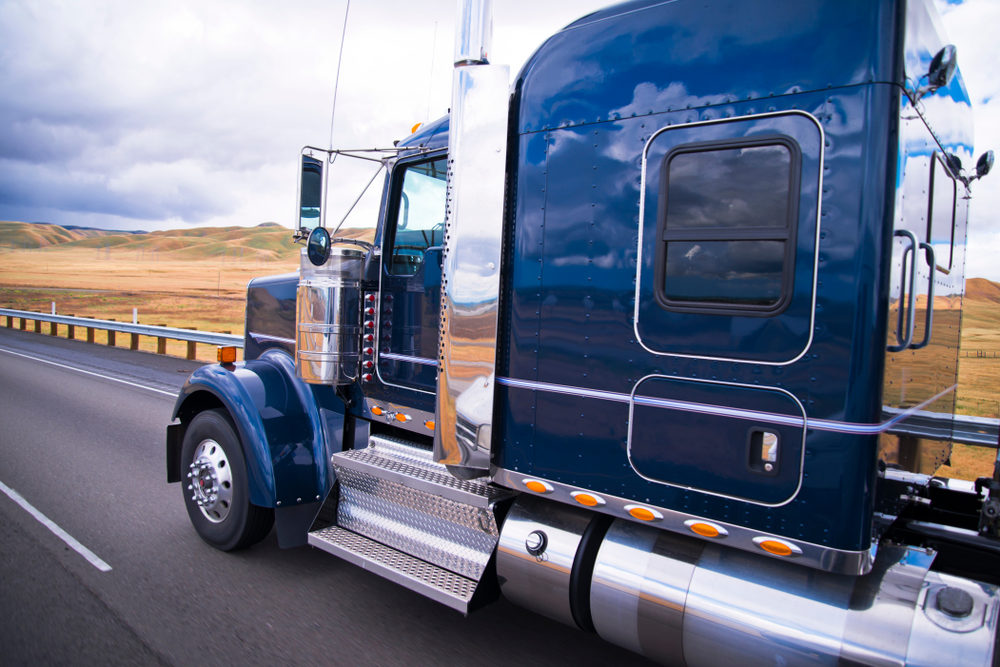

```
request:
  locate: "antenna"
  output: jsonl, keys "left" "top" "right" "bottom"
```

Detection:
{"left": 328, "top": 0, "right": 352, "bottom": 152}
{"left": 425, "top": 21, "right": 439, "bottom": 122}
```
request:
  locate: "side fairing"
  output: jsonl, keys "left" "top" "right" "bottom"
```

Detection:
{"left": 496, "top": 0, "right": 909, "bottom": 560}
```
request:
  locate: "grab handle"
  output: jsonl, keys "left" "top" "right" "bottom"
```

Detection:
{"left": 888, "top": 230, "right": 918, "bottom": 353}
{"left": 909, "top": 241, "right": 936, "bottom": 351}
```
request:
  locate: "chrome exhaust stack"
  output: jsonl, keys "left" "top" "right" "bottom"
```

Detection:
{"left": 434, "top": 0, "right": 510, "bottom": 477}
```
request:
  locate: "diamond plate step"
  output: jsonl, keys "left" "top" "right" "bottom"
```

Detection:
{"left": 308, "top": 526, "right": 477, "bottom": 614}
{"left": 331, "top": 434, "right": 513, "bottom": 508}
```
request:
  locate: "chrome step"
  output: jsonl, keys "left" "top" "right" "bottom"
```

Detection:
{"left": 308, "top": 435, "right": 510, "bottom": 611}
{"left": 308, "top": 526, "right": 478, "bottom": 613}
{"left": 332, "top": 434, "right": 511, "bottom": 508}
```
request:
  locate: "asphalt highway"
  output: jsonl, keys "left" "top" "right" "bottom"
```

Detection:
{"left": 0, "top": 326, "right": 652, "bottom": 666}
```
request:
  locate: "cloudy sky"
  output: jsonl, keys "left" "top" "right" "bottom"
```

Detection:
{"left": 1, "top": 0, "right": 997, "bottom": 278}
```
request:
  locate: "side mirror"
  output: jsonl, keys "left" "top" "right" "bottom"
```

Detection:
{"left": 975, "top": 150, "right": 995, "bottom": 181}
{"left": 298, "top": 154, "right": 325, "bottom": 233}
{"left": 914, "top": 44, "right": 957, "bottom": 102}
{"left": 306, "top": 226, "right": 332, "bottom": 266}
{"left": 928, "top": 44, "right": 957, "bottom": 90}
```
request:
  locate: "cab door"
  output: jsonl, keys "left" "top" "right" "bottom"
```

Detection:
{"left": 376, "top": 154, "right": 447, "bottom": 395}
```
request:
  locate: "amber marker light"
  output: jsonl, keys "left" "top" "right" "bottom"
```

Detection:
{"left": 523, "top": 479, "right": 553, "bottom": 494}
{"left": 624, "top": 504, "right": 663, "bottom": 522}
{"left": 753, "top": 536, "right": 801, "bottom": 557}
{"left": 571, "top": 491, "right": 606, "bottom": 507}
{"left": 411, "top": 122, "right": 423, "bottom": 134}
{"left": 394, "top": 413, "right": 411, "bottom": 423}
{"left": 684, "top": 520, "right": 728, "bottom": 539}
{"left": 424, "top": 420, "right": 435, "bottom": 431}
{"left": 217, "top": 346, "right": 237, "bottom": 364}
{"left": 371, "top": 406, "right": 384, "bottom": 416}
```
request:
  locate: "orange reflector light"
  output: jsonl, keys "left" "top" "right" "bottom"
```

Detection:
{"left": 523, "top": 479, "right": 553, "bottom": 494}
{"left": 217, "top": 346, "right": 237, "bottom": 364}
{"left": 685, "top": 521, "right": 726, "bottom": 539}
{"left": 411, "top": 122, "right": 423, "bottom": 134}
{"left": 371, "top": 406, "right": 384, "bottom": 416}
{"left": 753, "top": 537, "right": 801, "bottom": 557}
{"left": 424, "top": 420, "right": 435, "bottom": 431}
{"left": 624, "top": 504, "right": 662, "bottom": 522}
{"left": 571, "top": 491, "right": 605, "bottom": 507}
{"left": 394, "top": 413, "right": 411, "bottom": 423}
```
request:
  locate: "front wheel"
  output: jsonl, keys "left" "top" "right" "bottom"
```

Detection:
{"left": 181, "top": 409, "right": 273, "bottom": 551}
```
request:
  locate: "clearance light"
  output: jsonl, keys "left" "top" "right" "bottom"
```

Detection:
{"left": 394, "top": 413, "right": 411, "bottom": 423}
{"left": 424, "top": 420, "right": 435, "bottom": 431}
{"left": 753, "top": 537, "right": 802, "bottom": 557}
{"left": 411, "top": 122, "right": 423, "bottom": 134}
{"left": 571, "top": 491, "right": 606, "bottom": 507}
{"left": 624, "top": 504, "right": 663, "bottom": 522}
{"left": 371, "top": 406, "right": 384, "bottom": 416}
{"left": 523, "top": 479, "right": 553, "bottom": 494}
{"left": 684, "top": 520, "right": 728, "bottom": 539}
{"left": 217, "top": 346, "right": 237, "bottom": 364}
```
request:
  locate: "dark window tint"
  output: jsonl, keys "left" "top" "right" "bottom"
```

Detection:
{"left": 657, "top": 139, "right": 798, "bottom": 314}
{"left": 387, "top": 157, "right": 448, "bottom": 276}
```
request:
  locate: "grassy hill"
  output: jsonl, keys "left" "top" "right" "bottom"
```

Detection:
{"left": 0, "top": 220, "right": 374, "bottom": 261}
{"left": 0, "top": 221, "right": 128, "bottom": 248}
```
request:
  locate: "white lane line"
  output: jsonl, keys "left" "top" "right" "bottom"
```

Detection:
{"left": 0, "top": 480, "right": 113, "bottom": 572}
{"left": 0, "top": 347, "right": 176, "bottom": 397}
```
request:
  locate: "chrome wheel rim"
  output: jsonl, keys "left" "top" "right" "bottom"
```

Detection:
{"left": 186, "top": 438, "right": 234, "bottom": 523}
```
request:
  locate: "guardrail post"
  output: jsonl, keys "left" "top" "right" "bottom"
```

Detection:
{"left": 87, "top": 324, "right": 95, "bottom": 343}
{"left": 20, "top": 318, "right": 27, "bottom": 330}
{"left": 187, "top": 341, "right": 197, "bottom": 360}
{"left": 67, "top": 315, "right": 75, "bottom": 340}
{"left": 107, "top": 319, "right": 116, "bottom": 346}
{"left": 130, "top": 333, "right": 140, "bottom": 351}
{"left": 34, "top": 320, "right": 41, "bottom": 333}
{"left": 49, "top": 321, "right": 58, "bottom": 336}
{"left": 156, "top": 324, "right": 167, "bottom": 355}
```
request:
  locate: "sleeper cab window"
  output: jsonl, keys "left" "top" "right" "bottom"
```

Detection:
{"left": 656, "top": 138, "right": 800, "bottom": 316}
{"left": 387, "top": 156, "right": 448, "bottom": 276}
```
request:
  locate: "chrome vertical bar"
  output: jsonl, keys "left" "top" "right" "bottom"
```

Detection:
{"left": 434, "top": 0, "right": 509, "bottom": 476}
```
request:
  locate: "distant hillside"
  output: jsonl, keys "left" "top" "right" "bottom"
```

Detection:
{"left": 967, "top": 277, "right": 1000, "bottom": 304}
{"left": 0, "top": 221, "right": 128, "bottom": 248}
{"left": 0, "top": 220, "right": 372, "bottom": 261}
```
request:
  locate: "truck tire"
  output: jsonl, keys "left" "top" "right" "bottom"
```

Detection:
{"left": 180, "top": 409, "right": 273, "bottom": 551}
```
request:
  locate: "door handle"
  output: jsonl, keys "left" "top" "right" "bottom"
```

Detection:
{"left": 888, "top": 229, "right": 918, "bottom": 353}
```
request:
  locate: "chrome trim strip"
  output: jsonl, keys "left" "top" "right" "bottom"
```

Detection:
{"left": 248, "top": 332, "right": 295, "bottom": 346}
{"left": 496, "top": 376, "right": 958, "bottom": 436}
{"left": 493, "top": 467, "right": 873, "bottom": 576}
{"left": 633, "top": 110, "right": 825, "bottom": 366}
{"left": 380, "top": 353, "right": 437, "bottom": 367}
{"left": 625, "top": 374, "right": 806, "bottom": 508}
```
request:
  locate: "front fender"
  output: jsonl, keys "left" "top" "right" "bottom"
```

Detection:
{"left": 170, "top": 348, "right": 333, "bottom": 509}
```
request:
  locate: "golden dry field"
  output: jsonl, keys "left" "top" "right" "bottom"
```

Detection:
{"left": 1, "top": 221, "right": 998, "bottom": 478}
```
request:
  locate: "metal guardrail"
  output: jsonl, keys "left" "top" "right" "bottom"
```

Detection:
{"left": 0, "top": 308, "right": 242, "bottom": 359}
{"left": 2, "top": 307, "right": 999, "bottom": 446}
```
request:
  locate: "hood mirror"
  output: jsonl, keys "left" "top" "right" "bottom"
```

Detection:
{"left": 306, "top": 226, "right": 332, "bottom": 266}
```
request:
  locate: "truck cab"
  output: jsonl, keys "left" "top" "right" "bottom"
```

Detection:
{"left": 167, "top": 1, "right": 999, "bottom": 663}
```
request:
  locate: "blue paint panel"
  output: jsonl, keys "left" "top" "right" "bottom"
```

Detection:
{"left": 518, "top": 0, "right": 898, "bottom": 133}
{"left": 629, "top": 377, "right": 805, "bottom": 505}
{"left": 245, "top": 272, "right": 298, "bottom": 360}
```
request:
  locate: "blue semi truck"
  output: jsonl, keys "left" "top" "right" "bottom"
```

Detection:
{"left": 166, "top": 0, "right": 998, "bottom": 663}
